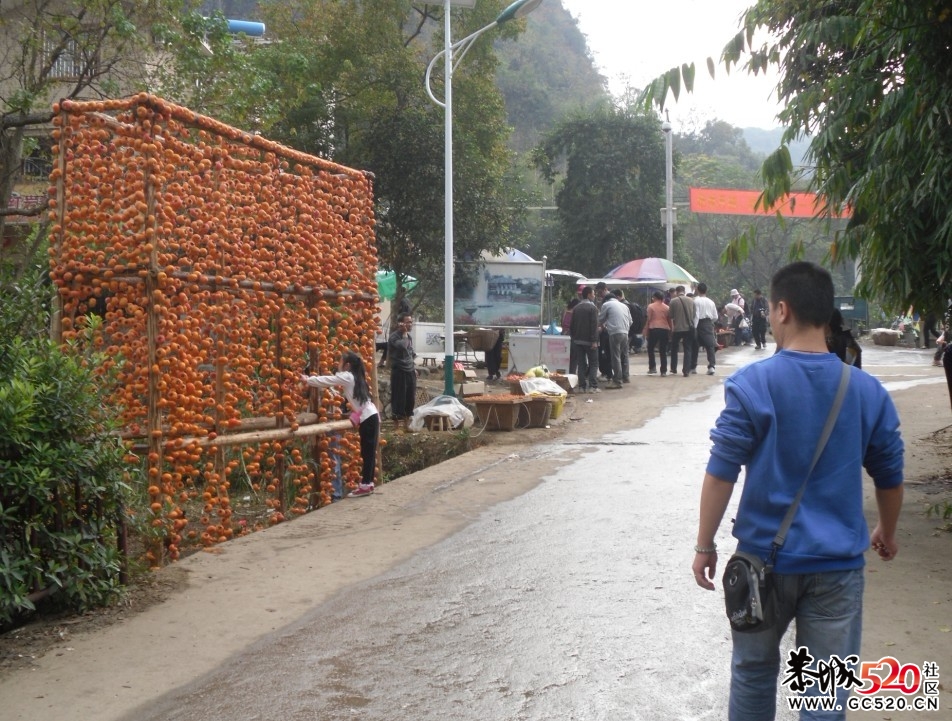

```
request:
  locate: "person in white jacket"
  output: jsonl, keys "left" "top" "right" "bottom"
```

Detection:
{"left": 302, "top": 351, "right": 380, "bottom": 497}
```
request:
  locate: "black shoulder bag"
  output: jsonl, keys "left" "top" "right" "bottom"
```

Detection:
{"left": 723, "top": 363, "right": 851, "bottom": 633}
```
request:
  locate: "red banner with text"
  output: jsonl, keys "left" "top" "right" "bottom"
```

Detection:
{"left": 689, "top": 188, "right": 849, "bottom": 219}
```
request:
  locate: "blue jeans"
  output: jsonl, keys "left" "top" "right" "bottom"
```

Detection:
{"left": 730, "top": 568, "right": 865, "bottom": 721}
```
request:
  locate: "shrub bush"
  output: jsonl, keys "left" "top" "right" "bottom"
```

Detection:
{"left": 0, "top": 256, "right": 128, "bottom": 628}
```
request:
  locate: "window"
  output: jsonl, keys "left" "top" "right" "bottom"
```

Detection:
{"left": 43, "top": 32, "right": 99, "bottom": 82}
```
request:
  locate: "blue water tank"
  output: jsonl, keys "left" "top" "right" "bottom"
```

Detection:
{"left": 226, "top": 19, "right": 265, "bottom": 37}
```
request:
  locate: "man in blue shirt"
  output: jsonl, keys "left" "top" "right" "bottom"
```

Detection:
{"left": 692, "top": 262, "right": 904, "bottom": 720}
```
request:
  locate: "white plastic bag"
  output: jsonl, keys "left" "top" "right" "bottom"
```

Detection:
{"left": 408, "top": 394, "right": 475, "bottom": 432}
{"left": 518, "top": 377, "right": 568, "bottom": 397}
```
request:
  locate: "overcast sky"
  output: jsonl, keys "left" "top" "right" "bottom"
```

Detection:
{"left": 559, "top": 0, "right": 783, "bottom": 130}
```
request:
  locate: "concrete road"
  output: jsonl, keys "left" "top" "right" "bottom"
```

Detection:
{"left": 127, "top": 344, "right": 949, "bottom": 721}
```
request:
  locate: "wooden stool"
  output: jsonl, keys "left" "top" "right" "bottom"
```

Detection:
{"left": 425, "top": 415, "right": 452, "bottom": 431}
{"left": 421, "top": 357, "right": 437, "bottom": 368}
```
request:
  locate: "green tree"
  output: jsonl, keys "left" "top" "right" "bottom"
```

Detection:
{"left": 676, "top": 120, "right": 762, "bottom": 174}
{"left": 150, "top": 11, "right": 276, "bottom": 131}
{"left": 642, "top": 0, "right": 952, "bottom": 314}
{"left": 253, "top": 0, "right": 522, "bottom": 304}
{"left": 0, "top": 0, "right": 180, "bottom": 274}
{"left": 531, "top": 104, "right": 668, "bottom": 278}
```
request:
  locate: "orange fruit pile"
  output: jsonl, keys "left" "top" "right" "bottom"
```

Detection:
{"left": 48, "top": 94, "right": 379, "bottom": 564}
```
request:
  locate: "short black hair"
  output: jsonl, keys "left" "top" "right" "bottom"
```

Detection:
{"left": 612, "top": 288, "right": 623, "bottom": 298}
{"left": 769, "top": 262, "right": 834, "bottom": 328}
{"left": 697, "top": 282, "right": 708, "bottom": 294}
{"left": 652, "top": 290, "right": 664, "bottom": 301}
{"left": 581, "top": 286, "right": 594, "bottom": 299}
{"left": 397, "top": 312, "right": 412, "bottom": 323}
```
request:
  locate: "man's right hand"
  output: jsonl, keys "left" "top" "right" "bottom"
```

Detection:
{"left": 870, "top": 525, "right": 898, "bottom": 561}
{"left": 692, "top": 551, "right": 718, "bottom": 590}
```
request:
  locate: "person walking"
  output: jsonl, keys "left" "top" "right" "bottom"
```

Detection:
{"left": 693, "top": 282, "right": 719, "bottom": 375}
{"left": 570, "top": 286, "right": 600, "bottom": 393}
{"left": 599, "top": 289, "right": 632, "bottom": 388}
{"left": 749, "top": 289, "right": 769, "bottom": 350}
{"left": 643, "top": 290, "right": 672, "bottom": 376}
{"left": 302, "top": 351, "right": 381, "bottom": 497}
{"left": 388, "top": 312, "right": 416, "bottom": 432}
{"left": 668, "top": 285, "right": 696, "bottom": 377}
{"left": 692, "top": 262, "right": 904, "bottom": 720}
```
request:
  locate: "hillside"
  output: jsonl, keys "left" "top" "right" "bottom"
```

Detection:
{"left": 741, "top": 127, "right": 811, "bottom": 169}
{"left": 495, "top": 1, "right": 609, "bottom": 153}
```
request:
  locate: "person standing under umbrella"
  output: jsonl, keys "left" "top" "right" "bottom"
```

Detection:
{"left": 599, "top": 289, "right": 632, "bottom": 388}
{"left": 643, "top": 290, "right": 673, "bottom": 376}
{"left": 669, "top": 285, "right": 696, "bottom": 377}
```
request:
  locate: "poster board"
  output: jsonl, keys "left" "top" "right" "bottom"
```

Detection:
{"left": 412, "top": 322, "right": 448, "bottom": 355}
{"left": 454, "top": 260, "right": 544, "bottom": 328}
{"left": 507, "top": 333, "right": 572, "bottom": 374}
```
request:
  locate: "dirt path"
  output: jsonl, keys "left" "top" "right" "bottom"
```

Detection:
{"left": 1, "top": 345, "right": 950, "bottom": 719}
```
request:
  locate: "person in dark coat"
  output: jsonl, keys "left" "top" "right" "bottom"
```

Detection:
{"left": 827, "top": 309, "right": 862, "bottom": 368}
{"left": 570, "top": 286, "right": 600, "bottom": 392}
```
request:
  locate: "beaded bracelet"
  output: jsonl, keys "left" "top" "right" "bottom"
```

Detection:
{"left": 694, "top": 543, "right": 718, "bottom": 553}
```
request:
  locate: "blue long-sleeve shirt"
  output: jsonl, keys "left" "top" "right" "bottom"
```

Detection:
{"left": 706, "top": 350, "right": 903, "bottom": 573}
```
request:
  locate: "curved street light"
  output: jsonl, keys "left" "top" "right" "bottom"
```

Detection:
{"left": 425, "top": 0, "right": 543, "bottom": 396}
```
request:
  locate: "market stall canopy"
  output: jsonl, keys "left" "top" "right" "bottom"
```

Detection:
{"left": 605, "top": 257, "right": 698, "bottom": 286}
{"left": 376, "top": 270, "right": 418, "bottom": 300}
{"left": 546, "top": 269, "right": 585, "bottom": 280}
{"left": 574, "top": 277, "right": 648, "bottom": 289}
{"left": 481, "top": 247, "right": 535, "bottom": 262}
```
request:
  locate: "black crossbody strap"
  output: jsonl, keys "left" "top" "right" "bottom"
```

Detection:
{"left": 770, "top": 362, "right": 851, "bottom": 555}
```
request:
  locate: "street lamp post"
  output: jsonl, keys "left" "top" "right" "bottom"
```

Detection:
{"left": 661, "top": 113, "right": 674, "bottom": 262}
{"left": 425, "top": 0, "right": 543, "bottom": 397}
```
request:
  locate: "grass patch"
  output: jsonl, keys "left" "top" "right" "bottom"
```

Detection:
{"left": 381, "top": 429, "right": 483, "bottom": 482}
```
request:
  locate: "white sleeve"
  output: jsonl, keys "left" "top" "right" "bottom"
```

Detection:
{"left": 305, "top": 373, "right": 344, "bottom": 389}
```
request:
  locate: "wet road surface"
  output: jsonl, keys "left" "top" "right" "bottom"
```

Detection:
{"left": 128, "top": 344, "right": 943, "bottom": 721}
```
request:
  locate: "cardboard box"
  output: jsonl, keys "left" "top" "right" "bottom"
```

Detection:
{"left": 456, "top": 381, "right": 486, "bottom": 397}
{"left": 453, "top": 368, "right": 478, "bottom": 382}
